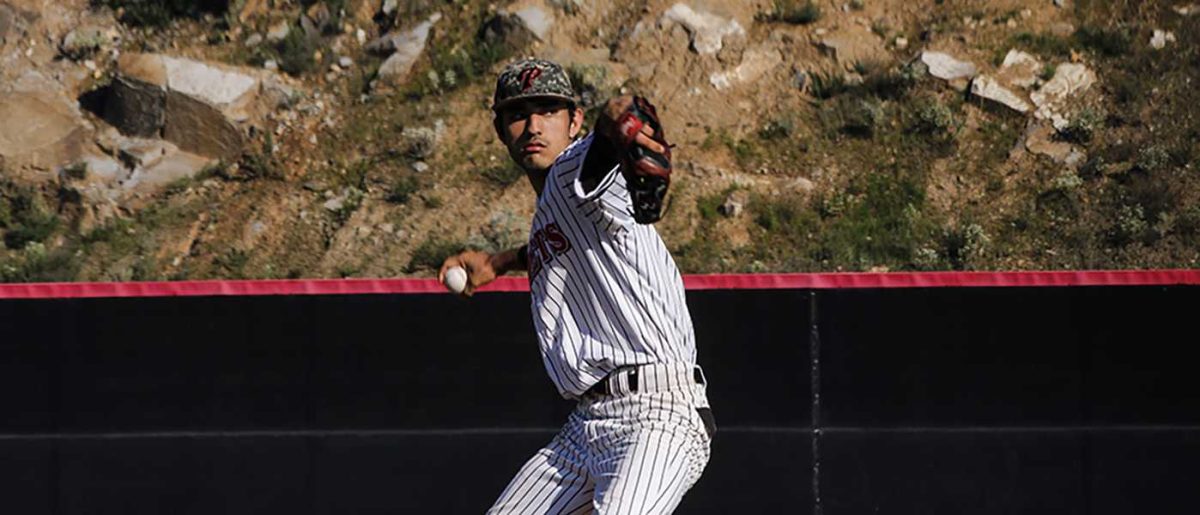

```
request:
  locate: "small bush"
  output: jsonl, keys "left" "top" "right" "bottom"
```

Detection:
{"left": 1074, "top": 25, "right": 1132, "bottom": 57}
{"left": 407, "top": 237, "right": 467, "bottom": 272}
{"left": 481, "top": 162, "right": 526, "bottom": 187}
{"left": 1009, "top": 32, "right": 1074, "bottom": 58}
{"left": 761, "top": 0, "right": 821, "bottom": 24}
{"left": 0, "top": 186, "right": 58, "bottom": 250}
{"left": 386, "top": 175, "right": 421, "bottom": 204}
{"left": 821, "top": 97, "right": 884, "bottom": 138}
{"left": 1059, "top": 108, "right": 1105, "bottom": 144}
{"left": 97, "top": 0, "right": 229, "bottom": 28}
{"left": 277, "top": 28, "right": 320, "bottom": 77}
{"left": 809, "top": 71, "right": 849, "bottom": 100}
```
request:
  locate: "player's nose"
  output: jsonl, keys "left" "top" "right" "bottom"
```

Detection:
{"left": 526, "top": 112, "right": 546, "bottom": 135}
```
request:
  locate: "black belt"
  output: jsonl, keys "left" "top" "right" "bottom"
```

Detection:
{"left": 585, "top": 366, "right": 707, "bottom": 397}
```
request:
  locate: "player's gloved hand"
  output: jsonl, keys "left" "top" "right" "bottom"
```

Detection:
{"left": 439, "top": 250, "right": 497, "bottom": 297}
{"left": 594, "top": 95, "right": 672, "bottom": 224}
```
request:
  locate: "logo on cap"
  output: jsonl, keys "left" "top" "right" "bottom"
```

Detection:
{"left": 519, "top": 67, "right": 543, "bottom": 92}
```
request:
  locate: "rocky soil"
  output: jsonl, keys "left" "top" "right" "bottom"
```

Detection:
{"left": 1, "top": 0, "right": 1197, "bottom": 281}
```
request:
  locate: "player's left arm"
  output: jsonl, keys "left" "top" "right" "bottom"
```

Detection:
{"left": 581, "top": 95, "right": 673, "bottom": 224}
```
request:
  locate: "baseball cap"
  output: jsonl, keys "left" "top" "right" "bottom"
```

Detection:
{"left": 492, "top": 58, "right": 577, "bottom": 112}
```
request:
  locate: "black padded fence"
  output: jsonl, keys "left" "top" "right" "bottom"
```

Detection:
{"left": 1, "top": 282, "right": 1198, "bottom": 514}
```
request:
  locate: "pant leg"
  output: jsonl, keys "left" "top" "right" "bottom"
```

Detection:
{"left": 487, "top": 412, "right": 595, "bottom": 515}
{"left": 586, "top": 390, "right": 712, "bottom": 515}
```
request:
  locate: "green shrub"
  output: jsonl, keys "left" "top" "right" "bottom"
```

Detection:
{"left": 1074, "top": 26, "right": 1132, "bottom": 57}
{"left": 97, "top": 0, "right": 228, "bottom": 28}
{"left": 481, "top": 163, "right": 526, "bottom": 187}
{"left": 761, "top": 0, "right": 821, "bottom": 24}
{"left": 407, "top": 237, "right": 467, "bottom": 272}
{"left": 0, "top": 186, "right": 58, "bottom": 250}
{"left": 277, "top": 27, "right": 320, "bottom": 76}
{"left": 386, "top": 175, "right": 421, "bottom": 204}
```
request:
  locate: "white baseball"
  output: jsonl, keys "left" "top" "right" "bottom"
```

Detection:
{"left": 444, "top": 266, "right": 468, "bottom": 294}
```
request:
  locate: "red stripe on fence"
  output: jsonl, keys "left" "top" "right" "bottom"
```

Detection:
{"left": 0, "top": 270, "right": 1197, "bottom": 299}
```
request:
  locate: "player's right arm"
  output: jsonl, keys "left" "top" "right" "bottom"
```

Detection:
{"left": 438, "top": 245, "right": 527, "bottom": 297}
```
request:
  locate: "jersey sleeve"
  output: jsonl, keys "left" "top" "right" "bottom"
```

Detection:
{"left": 569, "top": 134, "right": 635, "bottom": 231}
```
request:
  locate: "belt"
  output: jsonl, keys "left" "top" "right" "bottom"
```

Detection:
{"left": 585, "top": 364, "right": 707, "bottom": 397}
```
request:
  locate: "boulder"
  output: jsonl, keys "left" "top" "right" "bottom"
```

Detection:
{"left": 921, "top": 51, "right": 977, "bottom": 81}
{"left": 1030, "top": 63, "right": 1095, "bottom": 130}
{"left": 709, "top": 46, "right": 783, "bottom": 91}
{"left": 996, "top": 49, "right": 1041, "bottom": 89}
{"left": 817, "top": 25, "right": 888, "bottom": 66}
{"left": 373, "top": 13, "right": 441, "bottom": 87}
{"left": 660, "top": 3, "right": 745, "bottom": 55}
{"left": 0, "top": 91, "right": 87, "bottom": 172}
{"left": 1024, "top": 123, "right": 1084, "bottom": 167}
{"left": 970, "top": 75, "right": 1031, "bottom": 113}
{"left": 513, "top": 6, "right": 553, "bottom": 41}
{"left": 106, "top": 53, "right": 263, "bottom": 161}
{"left": 478, "top": 10, "right": 535, "bottom": 50}
{"left": 1150, "top": 29, "right": 1176, "bottom": 49}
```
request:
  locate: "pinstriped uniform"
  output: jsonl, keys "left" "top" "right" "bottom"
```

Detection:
{"left": 488, "top": 134, "right": 712, "bottom": 514}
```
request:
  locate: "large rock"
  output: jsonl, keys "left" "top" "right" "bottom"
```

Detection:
{"left": 970, "top": 75, "right": 1031, "bottom": 113}
{"left": 373, "top": 13, "right": 441, "bottom": 87}
{"left": 1024, "top": 123, "right": 1084, "bottom": 167}
{"left": 1031, "top": 63, "right": 1096, "bottom": 130}
{"left": 996, "top": 49, "right": 1041, "bottom": 89}
{"left": 106, "top": 53, "right": 263, "bottom": 161}
{"left": 660, "top": 3, "right": 745, "bottom": 55}
{"left": 921, "top": 51, "right": 977, "bottom": 81}
{"left": 709, "top": 46, "right": 782, "bottom": 91}
{"left": 513, "top": 5, "right": 553, "bottom": 41}
{"left": 818, "top": 25, "right": 888, "bottom": 66}
{"left": 0, "top": 91, "right": 87, "bottom": 172}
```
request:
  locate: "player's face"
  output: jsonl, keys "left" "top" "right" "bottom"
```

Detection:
{"left": 496, "top": 98, "right": 582, "bottom": 174}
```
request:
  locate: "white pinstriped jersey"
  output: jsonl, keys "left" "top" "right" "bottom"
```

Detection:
{"left": 527, "top": 133, "right": 697, "bottom": 399}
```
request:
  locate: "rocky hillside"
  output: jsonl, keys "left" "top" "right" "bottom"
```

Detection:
{"left": 1, "top": 0, "right": 1197, "bottom": 282}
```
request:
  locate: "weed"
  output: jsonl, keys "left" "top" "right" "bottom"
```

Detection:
{"left": 809, "top": 70, "right": 849, "bottom": 100}
{"left": 758, "top": 119, "right": 794, "bottom": 140}
{"left": 940, "top": 222, "right": 992, "bottom": 270}
{"left": 386, "top": 175, "right": 421, "bottom": 204}
{"left": 0, "top": 242, "right": 78, "bottom": 283}
{"left": 1039, "top": 64, "right": 1057, "bottom": 82}
{"left": 0, "top": 185, "right": 59, "bottom": 250}
{"left": 481, "top": 162, "right": 526, "bottom": 188}
{"left": 97, "top": 0, "right": 227, "bottom": 28}
{"left": 761, "top": 0, "right": 821, "bottom": 25}
{"left": 1059, "top": 107, "right": 1104, "bottom": 144}
{"left": 1009, "top": 32, "right": 1074, "bottom": 58}
{"left": 238, "top": 136, "right": 284, "bottom": 180}
{"left": 213, "top": 248, "right": 251, "bottom": 279}
{"left": 1074, "top": 25, "right": 1132, "bottom": 57}
{"left": 820, "top": 96, "right": 884, "bottom": 138}
{"left": 423, "top": 194, "right": 444, "bottom": 209}
{"left": 818, "top": 171, "right": 933, "bottom": 269}
{"left": 277, "top": 27, "right": 321, "bottom": 77}
{"left": 407, "top": 237, "right": 467, "bottom": 272}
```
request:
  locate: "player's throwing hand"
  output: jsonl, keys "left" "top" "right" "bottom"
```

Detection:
{"left": 438, "top": 250, "right": 496, "bottom": 297}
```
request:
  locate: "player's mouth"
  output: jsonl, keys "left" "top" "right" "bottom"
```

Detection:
{"left": 522, "top": 143, "right": 546, "bottom": 154}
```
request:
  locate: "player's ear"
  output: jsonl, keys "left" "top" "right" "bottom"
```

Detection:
{"left": 568, "top": 105, "right": 584, "bottom": 139}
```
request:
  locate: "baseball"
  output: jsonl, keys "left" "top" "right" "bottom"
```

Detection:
{"left": 444, "top": 266, "right": 468, "bottom": 294}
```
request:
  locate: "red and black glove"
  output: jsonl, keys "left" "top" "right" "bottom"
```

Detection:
{"left": 600, "top": 96, "right": 672, "bottom": 224}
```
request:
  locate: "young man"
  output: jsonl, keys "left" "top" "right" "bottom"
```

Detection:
{"left": 439, "top": 58, "right": 714, "bottom": 514}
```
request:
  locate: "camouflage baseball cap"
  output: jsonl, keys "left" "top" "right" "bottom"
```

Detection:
{"left": 492, "top": 58, "right": 576, "bottom": 112}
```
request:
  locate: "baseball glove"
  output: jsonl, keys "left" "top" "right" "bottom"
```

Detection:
{"left": 603, "top": 96, "right": 672, "bottom": 224}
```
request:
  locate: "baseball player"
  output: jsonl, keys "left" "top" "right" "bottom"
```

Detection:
{"left": 440, "top": 58, "right": 715, "bottom": 514}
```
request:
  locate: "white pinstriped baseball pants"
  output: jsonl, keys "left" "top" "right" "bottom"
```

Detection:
{"left": 487, "top": 363, "right": 713, "bottom": 514}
